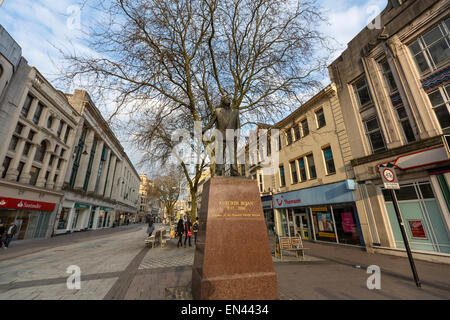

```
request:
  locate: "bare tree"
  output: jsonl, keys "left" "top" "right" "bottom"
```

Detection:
{"left": 147, "top": 166, "right": 185, "bottom": 225}
{"left": 60, "top": 0, "right": 331, "bottom": 219}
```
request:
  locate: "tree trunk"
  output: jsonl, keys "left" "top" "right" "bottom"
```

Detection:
{"left": 190, "top": 186, "right": 198, "bottom": 221}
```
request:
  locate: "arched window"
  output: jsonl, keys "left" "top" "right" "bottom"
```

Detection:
{"left": 34, "top": 141, "right": 47, "bottom": 162}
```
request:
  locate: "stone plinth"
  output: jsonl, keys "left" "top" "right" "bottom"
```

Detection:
{"left": 192, "top": 177, "right": 278, "bottom": 300}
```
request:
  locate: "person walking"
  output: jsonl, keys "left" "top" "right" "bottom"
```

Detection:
{"left": 193, "top": 217, "right": 199, "bottom": 245}
{"left": 146, "top": 221, "right": 155, "bottom": 237}
{"left": 184, "top": 216, "right": 192, "bottom": 248}
{"left": 4, "top": 222, "right": 17, "bottom": 249}
{"left": 0, "top": 221, "right": 5, "bottom": 249}
{"left": 176, "top": 216, "right": 185, "bottom": 248}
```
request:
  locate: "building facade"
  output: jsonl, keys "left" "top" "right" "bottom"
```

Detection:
{"left": 54, "top": 89, "right": 140, "bottom": 233}
{"left": 255, "top": 85, "right": 367, "bottom": 247}
{"left": 0, "top": 57, "right": 80, "bottom": 241}
{"left": 328, "top": 0, "right": 450, "bottom": 258}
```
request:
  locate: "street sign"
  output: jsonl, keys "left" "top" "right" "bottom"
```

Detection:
{"left": 380, "top": 167, "right": 400, "bottom": 190}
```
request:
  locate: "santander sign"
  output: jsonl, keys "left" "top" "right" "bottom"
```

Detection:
{"left": 0, "top": 197, "right": 55, "bottom": 211}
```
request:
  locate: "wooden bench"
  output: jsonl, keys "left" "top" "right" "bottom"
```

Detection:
{"left": 279, "top": 236, "right": 309, "bottom": 261}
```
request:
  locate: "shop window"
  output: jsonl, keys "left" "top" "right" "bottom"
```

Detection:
{"left": 408, "top": 18, "right": 450, "bottom": 75}
{"left": 306, "top": 154, "right": 316, "bottom": 179}
{"left": 382, "top": 185, "right": 419, "bottom": 201}
{"left": 29, "top": 166, "right": 40, "bottom": 185}
{"left": 311, "top": 207, "right": 336, "bottom": 242}
{"left": 21, "top": 94, "right": 33, "bottom": 118}
{"left": 301, "top": 118, "right": 309, "bottom": 137}
{"left": 315, "top": 108, "right": 326, "bottom": 128}
{"left": 2, "top": 157, "right": 12, "bottom": 178}
{"left": 58, "top": 208, "right": 70, "bottom": 229}
{"left": 333, "top": 205, "right": 361, "bottom": 246}
{"left": 298, "top": 157, "right": 307, "bottom": 181}
{"left": 419, "top": 183, "right": 435, "bottom": 199}
{"left": 290, "top": 161, "right": 298, "bottom": 184}
{"left": 364, "top": 117, "right": 386, "bottom": 153}
{"left": 32, "top": 103, "right": 43, "bottom": 124}
{"left": 427, "top": 84, "right": 450, "bottom": 130}
{"left": 279, "top": 166, "right": 286, "bottom": 187}
{"left": 322, "top": 146, "right": 336, "bottom": 175}
{"left": 354, "top": 77, "right": 373, "bottom": 109}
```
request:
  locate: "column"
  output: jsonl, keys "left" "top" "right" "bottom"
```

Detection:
{"left": 59, "top": 122, "right": 68, "bottom": 141}
{"left": 112, "top": 160, "right": 123, "bottom": 200}
{"left": 73, "top": 129, "right": 95, "bottom": 190}
{"left": 51, "top": 117, "right": 61, "bottom": 136}
{"left": 54, "top": 159, "right": 67, "bottom": 191}
{"left": 4, "top": 127, "right": 31, "bottom": 181}
{"left": 37, "top": 106, "right": 49, "bottom": 127}
{"left": 104, "top": 154, "right": 117, "bottom": 198}
{"left": 87, "top": 140, "right": 104, "bottom": 193}
{"left": 35, "top": 150, "right": 53, "bottom": 187}
{"left": 18, "top": 142, "right": 38, "bottom": 184}
{"left": 61, "top": 123, "right": 79, "bottom": 187}
{"left": 97, "top": 149, "right": 111, "bottom": 197}
{"left": 46, "top": 154, "right": 59, "bottom": 189}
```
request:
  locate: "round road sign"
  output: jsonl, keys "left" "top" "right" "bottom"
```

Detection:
{"left": 383, "top": 168, "right": 395, "bottom": 182}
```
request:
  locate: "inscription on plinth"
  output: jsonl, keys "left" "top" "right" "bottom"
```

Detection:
{"left": 192, "top": 177, "right": 278, "bottom": 300}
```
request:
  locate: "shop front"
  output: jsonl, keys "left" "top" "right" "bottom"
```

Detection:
{"left": 0, "top": 196, "right": 56, "bottom": 240}
{"left": 273, "top": 180, "right": 364, "bottom": 246}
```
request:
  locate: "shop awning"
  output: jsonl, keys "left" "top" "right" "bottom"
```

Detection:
{"left": 394, "top": 146, "right": 449, "bottom": 170}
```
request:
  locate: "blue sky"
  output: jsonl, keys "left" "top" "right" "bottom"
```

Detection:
{"left": 0, "top": 0, "right": 388, "bottom": 173}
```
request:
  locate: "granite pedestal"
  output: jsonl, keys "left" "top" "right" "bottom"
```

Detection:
{"left": 192, "top": 177, "right": 278, "bottom": 300}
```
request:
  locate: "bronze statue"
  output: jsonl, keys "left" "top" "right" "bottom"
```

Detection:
{"left": 203, "top": 95, "right": 240, "bottom": 176}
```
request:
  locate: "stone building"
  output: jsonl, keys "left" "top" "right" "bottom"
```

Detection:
{"left": 0, "top": 40, "right": 80, "bottom": 241}
{"left": 328, "top": 0, "right": 450, "bottom": 259}
{"left": 53, "top": 89, "right": 140, "bottom": 233}
{"left": 248, "top": 85, "right": 365, "bottom": 247}
{"left": 138, "top": 173, "right": 152, "bottom": 223}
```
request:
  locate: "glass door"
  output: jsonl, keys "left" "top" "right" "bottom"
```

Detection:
{"left": 294, "top": 208, "right": 311, "bottom": 240}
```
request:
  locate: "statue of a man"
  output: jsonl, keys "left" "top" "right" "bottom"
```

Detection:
{"left": 203, "top": 95, "right": 240, "bottom": 176}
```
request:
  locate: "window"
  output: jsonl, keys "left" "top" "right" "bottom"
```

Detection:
{"left": 301, "top": 119, "right": 309, "bottom": 137}
{"left": 278, "top": 135, "right": 282, "bottom": 150}
{"left": 298, "top": 157, "right": 307, "bottom": 181}
{"left": 64, "top": 127, "right": 71, "bottom": 143}
{"left": 306, "top": 154, "right": 316, "bottom": 179}
{"left": 49, "top": 155, "right": 55, "bottom": 166}
{"left": 0, "top": 64, "right": 3, "bottom": 78}
{"left": 29, "top": 166, "right": 40, "bottom": 185}
{"left": 364, "top": 117, "right": 386, "bottom": 153}
{"left": 286, "top": 129, "right": 293, "bottom": 145}
{"left": 240, "top": 164, "right": 246, "bottom": 177}
{"left": 28, "top": 130, "right": 35, "bottom": 141}
{"left": 34, "top": 141, "right": 47, "bottom": 162}
{"left": 8, "top": 135, "right": 19, "bottom": 151}
{"left": 15, "top": 123, "right": 24, "bottom": 135}
{"left": 258, "top": 174, "right": 263, "bottom": 192}
{"left": 57, "top": 121, "right": 64, "bottom": 137}
{"left": 21, "top": 94, "right": 33, "bottom": 117}
{"left": 354, "top": 77, "right": 373, "bottom": 108}
{"left": 427, "top": 84, "right": 450, "bottom": 130}
{"left": 47, "top": 116, "right": 53, "bottom": 129}
{"left": 279, "top": 166, "right": 286, "bottom": 186}
{"left": 23, "top": 142, "right": 31, "bottom": 156}
{"left": 322, "top": 146, "right": 336, "bottom": 175}
{"left": 16, "top": 162, "right": 25, "bottom": 182}
{"left": 316, "top": 108, "right": 326, "bottom": 128}
{"left": 409, "top": 18, "right": 450, "bottom": 75}
{"left": 32, "top": 103, "right": 43, "bottom": 124}
{"left": 290, "top": 161, "right": 298, "bottom": 184}
{"left": 2, "top": 157, "right": 12, "bottom": 179}
{"left": 294, "top": 125, "right": 301, "bottom": 141}
{"left": 379, "top": 59, "right": 416, "bottom": 143}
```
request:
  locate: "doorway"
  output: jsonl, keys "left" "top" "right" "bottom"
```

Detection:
{"left": 293, "top": 208, "right": 311, "bottom": 240}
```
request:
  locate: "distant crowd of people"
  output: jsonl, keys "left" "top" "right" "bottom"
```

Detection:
{"left": 145, "top": 215, "right": 199, "bottom": 248}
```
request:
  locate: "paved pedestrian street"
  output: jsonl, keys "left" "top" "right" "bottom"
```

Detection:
{"left": 0, "top": 224, "right": 449, "bottom": 300}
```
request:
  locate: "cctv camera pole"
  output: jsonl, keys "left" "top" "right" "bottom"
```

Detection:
{"left": 390, "top": 189, "right": 421, "bottom": 288}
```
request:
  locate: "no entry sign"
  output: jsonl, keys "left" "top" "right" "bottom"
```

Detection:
{"left": 381, "top": 167, "right": 400, "bottom": 190}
